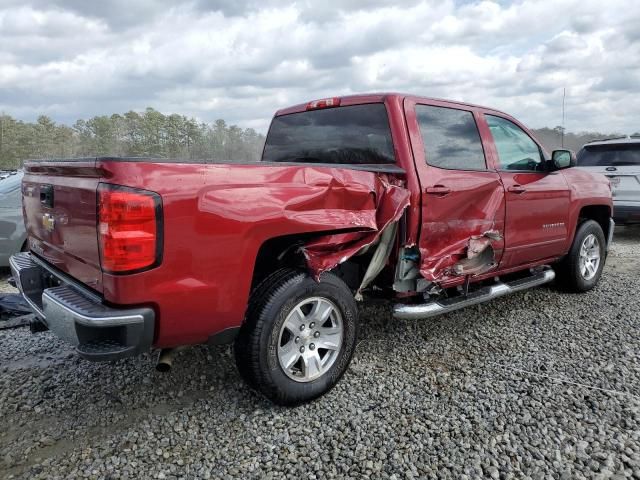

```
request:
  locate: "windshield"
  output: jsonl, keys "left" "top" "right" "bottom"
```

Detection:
{"left": 577, "top": 144, "right": 640, "bottom": 167}
{"left": 262, "top": 103, "right": 396, "bottom": 165}
{"left": 0, "top": 172, "right": 22, "bottom": 194}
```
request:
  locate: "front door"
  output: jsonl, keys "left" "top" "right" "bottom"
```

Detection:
{"left": 482, "top": 114, "right": 571, "bottom": 267}
{"left": 404, "top": 100, "right": 506, "bottom": 282}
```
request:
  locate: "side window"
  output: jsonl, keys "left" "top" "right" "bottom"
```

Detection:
{"left": 486, "top": 115, "right": 544, "bottom": 171}
{"left": 416, "top": 105, "right": 487, "bottom": 170}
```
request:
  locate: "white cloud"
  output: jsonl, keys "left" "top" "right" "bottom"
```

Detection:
{"left": 0, "top": 0, "right": 638, "bottom": 133}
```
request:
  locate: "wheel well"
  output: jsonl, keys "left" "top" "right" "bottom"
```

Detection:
{"left": 578, "top": 205, "right": 611, "bottom": 238}
{"left": 250, "top": 233, "right": 365, "bottom": 293}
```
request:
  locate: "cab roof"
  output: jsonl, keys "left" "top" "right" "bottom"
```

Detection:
{"left": 274, "top": 92, "right": 511, "bottom": 117}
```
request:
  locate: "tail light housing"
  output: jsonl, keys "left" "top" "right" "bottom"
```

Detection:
{"left": 98, "top": 184, "right": 163, "bottom": 274}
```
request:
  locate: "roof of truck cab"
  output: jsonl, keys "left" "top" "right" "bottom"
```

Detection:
{"left": 274, "top": 92, "right": 511, "bottom": 117}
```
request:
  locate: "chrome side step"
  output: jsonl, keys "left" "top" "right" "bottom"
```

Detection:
{"left": 393, "top": 268, "right": 555, "bottom": 320}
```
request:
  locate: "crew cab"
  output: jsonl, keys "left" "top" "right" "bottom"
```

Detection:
{"left": 10, "top": 93, "right": 613, "bottom": 405}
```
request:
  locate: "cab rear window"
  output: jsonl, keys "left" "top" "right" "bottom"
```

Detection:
{"left": 262, "top": 104, "right": 395, "bottom": 165}
{"left": 577, "top": 144, "right": 640, "bottom": 167}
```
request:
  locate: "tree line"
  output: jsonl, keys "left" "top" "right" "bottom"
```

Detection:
{"left": 531, "top": 126, "right": 639, "bottom": 153}
{"left": 0, "top": 108, "right": 265, "bottom": 170}
{"left": 0, "top": 109, "right": 637, "bottom": 171}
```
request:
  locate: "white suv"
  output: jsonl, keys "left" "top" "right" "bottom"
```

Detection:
{"left": 577, "top": 136, "right": 640, "bottom": 225}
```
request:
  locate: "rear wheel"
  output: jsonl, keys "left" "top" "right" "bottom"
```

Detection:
{"left": 554, "top": 220, "right": 606, "bottom": 292}
{"left": 234, "top": 268, "right": 358, "bottom": 406}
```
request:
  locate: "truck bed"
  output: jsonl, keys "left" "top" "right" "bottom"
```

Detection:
{"left": 22, "top": 157, "right": 408, "bottom": 346}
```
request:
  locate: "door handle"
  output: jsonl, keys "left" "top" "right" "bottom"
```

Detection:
{"left": 425, "top": 185, "right": 451, "bottom": 195}
{"left": 508, "top": 185, "right": 526, "bottom": 194}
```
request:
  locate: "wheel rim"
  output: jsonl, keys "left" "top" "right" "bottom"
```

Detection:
{"left": 578, "top": 233, "right": 601, "bottom": 281}
{"left": 277, "top": 297, "right": 343, "bottom": 383}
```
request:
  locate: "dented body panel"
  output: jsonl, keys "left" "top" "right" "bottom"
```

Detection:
{"left": 17, "top": 93, "right": 613, "bottom": 350}
{"left": 23, "top": 160, "right": 411, "bottom": 346}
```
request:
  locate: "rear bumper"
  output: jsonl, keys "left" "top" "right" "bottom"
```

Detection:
{"left": 613, "top": 203, "right": 640, "bottom": 224}
{"left": 9, "top": 252, "right": 154, "bottom": 361}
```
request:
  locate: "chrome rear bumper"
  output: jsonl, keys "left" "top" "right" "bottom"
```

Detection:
{"left": 9, "top": 252, "right": 154, "bottom": 361}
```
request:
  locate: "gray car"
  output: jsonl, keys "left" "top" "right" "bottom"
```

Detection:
{"left": 577, "top": 136, "right": 640, "bottom": 224}
{"left": 0, "top": 170, "right": 27, "bottom": 267}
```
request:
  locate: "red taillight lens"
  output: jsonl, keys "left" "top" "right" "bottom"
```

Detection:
{"left": 306, "top": 97, "right": 341, "bottom": 110}
{"left": 98, "top": 184, "right": 162, "bottom": 273}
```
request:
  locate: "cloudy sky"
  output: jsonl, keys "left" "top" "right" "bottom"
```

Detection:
{"left": 1, "top": 0, "right": 639, "bottom": 133}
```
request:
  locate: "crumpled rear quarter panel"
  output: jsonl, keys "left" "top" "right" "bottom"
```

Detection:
{"left": 97, "top": 160, "right": 408, "bottom": 346}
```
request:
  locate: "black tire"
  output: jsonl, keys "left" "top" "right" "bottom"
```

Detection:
{"left": 554, "top": 220, "right": 606, "bottom": 292}
{"left": 234, "top": 268, "right": 358, "bottom": 406}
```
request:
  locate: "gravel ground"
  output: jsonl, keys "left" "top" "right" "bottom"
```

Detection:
{"left": 1, "top": 226, "right": 639, "bottom": 479}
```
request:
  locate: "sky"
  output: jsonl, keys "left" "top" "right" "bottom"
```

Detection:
{"left": 0, "top": 0, "right": 639, "bottom": 133}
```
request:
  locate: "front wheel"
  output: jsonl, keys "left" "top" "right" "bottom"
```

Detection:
{"left": 554, "top": 220, "right": 606, "bottom": 292}
{"left": 234, "top": 268, "right": 358, "bottom": 406}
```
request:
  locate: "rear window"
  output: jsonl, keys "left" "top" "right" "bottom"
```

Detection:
{"left": 577, "top": 144, "right": 640, "bottom": 167}
{"left": 262, "top": 104, "right": 395, "bottom": 165}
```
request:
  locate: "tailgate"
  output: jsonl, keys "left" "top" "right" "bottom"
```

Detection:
{"left": 23, "top": 160, "right": 103, "bottom": 293}
{"left": 579, "top": 165, "right": 640, "bottom": 203}
{"left": 606, "top": 168, "right": 640, "bottom": 203}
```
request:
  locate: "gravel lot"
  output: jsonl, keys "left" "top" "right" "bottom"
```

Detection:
{"left": 1, "top": 226, "right": 639, "bottom": 479}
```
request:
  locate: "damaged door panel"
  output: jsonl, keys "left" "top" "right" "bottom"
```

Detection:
{"left": 452, "top": 229, "right": 502, "bottom": 276}
{"left": 404, "top": 99, "right": 507, "bottom": 285}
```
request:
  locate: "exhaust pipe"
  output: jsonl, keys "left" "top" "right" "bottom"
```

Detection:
{"left": 156, "top": 347, "right": 184, "bottom": 372}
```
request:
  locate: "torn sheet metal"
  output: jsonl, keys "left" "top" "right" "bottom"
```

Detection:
{"left": 302, "top": 176, "right": 411, "bottom": 279}
{"left": 452, "top": 230, "right": 502, "bottom": 276}
{"left": 419, "top": 178, "right": 505, "bottom": 283}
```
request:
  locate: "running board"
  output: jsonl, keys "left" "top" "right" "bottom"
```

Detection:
{"left": 393, "top": 268, "right": 555, "bottom": 320}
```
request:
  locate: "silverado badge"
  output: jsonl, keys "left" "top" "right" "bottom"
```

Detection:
{"left": 42, "top": 213, "right": 56, "bottom": 232}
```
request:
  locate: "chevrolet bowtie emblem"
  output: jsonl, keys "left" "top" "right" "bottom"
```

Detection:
{"left": 42, "top": 213, "right": 56, "bottom": 232}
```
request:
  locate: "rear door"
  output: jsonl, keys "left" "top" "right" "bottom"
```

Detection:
{"left": 482, "top": 114, "right": 571, "bottom": 267}
{"left": 404, "top": 99, "right": 506, "bottom": 281}
{"left": 22, "top": 161, "right": 103, "bottom": 293}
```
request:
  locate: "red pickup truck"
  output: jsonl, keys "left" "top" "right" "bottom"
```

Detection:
{"left": 11, "top": 93, "right": 613, "bottom": 405}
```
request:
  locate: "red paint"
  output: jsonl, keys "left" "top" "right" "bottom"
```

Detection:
{"left": 403, "top": 98, "right": 506, "bottom": 282}
{"left": 22, "top": 93, "right": 613, "bottom": 348}
{"left": 303, "top": 175, "right": 410, "bottom": 277}
{"left": 22, "top": 161, "right": 103, "bottom": 292}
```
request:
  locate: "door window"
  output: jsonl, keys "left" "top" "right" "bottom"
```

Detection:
{"left": 416, "top": 105, "right": 486, "bottom": 170}
{"left": 486, "top": 115, "right": 544, "bottom": 171}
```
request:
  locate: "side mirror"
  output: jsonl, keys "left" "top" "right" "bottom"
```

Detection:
{"left": 551, "top": 149, "right": 577, "bottom": 170}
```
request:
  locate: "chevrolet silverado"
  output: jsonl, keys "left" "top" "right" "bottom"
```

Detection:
{"left": 10, "top": 93, "right": 613, "bottom": 405}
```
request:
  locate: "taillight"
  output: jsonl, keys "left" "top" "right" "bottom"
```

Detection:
{"left": 306, "top": 97, "right": 341, "bottom": 110}
{"left": 98, "top": 184, "right": 162, "bottom": 274}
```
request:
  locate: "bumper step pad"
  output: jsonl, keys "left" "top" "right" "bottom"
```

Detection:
{"left": 10, "top": 252, "right": 154, "bottom": 362}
